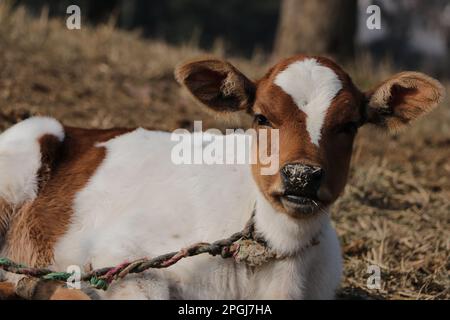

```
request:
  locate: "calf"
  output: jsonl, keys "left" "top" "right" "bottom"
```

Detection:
{"left": 0, "top": 55, "right": 444, "bottom": 299}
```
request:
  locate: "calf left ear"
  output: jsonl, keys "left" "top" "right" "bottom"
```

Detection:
{"left": 364, "top": 72, "right": 445, "bottom": 131}
{"left": 175, "top": 59, "right": 256, "bottom": 112}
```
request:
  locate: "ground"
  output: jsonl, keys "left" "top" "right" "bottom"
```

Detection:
{"left": 0, "top": 4, "right": 448, "bottom": 299}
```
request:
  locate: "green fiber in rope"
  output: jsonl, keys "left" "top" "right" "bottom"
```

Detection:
{"left": 90, "top": 276, "right": 109, "bottom": 290}
{"left": 0, "top": 257, "right": 25, "bottom": 268}
{"left": 0, "top": 257, "right": 12, "bottom": 266}
{"left": 42, "top": 272, "right": 73, "bottom": 282}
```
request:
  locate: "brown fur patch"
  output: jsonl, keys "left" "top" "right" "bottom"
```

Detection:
{"left": 0, "top": 198, "right": 13, "bottom": 246}
{"left": 36, "top": 134, "right": 62, "bottom": 192}
{"left": 0, "top": 281, "right": 20, "bottom": 300}
{"left": 3, "top": 127, "right": 133, "bottom": 267}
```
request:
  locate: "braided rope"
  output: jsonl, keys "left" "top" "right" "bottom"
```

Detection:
{"left": 0, "top": 214, "right": 272, "bottom": 291}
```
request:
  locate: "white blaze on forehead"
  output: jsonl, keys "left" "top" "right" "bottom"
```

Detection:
{"left": 274, "top": 58, "right": 342, "bottom": 146}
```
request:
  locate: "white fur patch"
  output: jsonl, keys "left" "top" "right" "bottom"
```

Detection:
{"left": 254, "top": 191, "right": 328, "bottom": 256}
{"left": 0, "top": 117, "right": 64, "bottom": 205}
{"left": 274, "top": 59, "right": 342, "bottom": 146}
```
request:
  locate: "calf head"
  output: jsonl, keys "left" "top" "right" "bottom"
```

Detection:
{"left": 176, "top": 55, "right": 444, "bottom": 218}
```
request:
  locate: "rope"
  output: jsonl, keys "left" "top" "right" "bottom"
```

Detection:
{"left": 0, "top": 211, "right": 277, "bottom": 291}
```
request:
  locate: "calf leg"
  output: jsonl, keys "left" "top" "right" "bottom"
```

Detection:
{"left": 100, "top": 274, "right": 171, "bottom": 300}
{"left": 0, "top": 281, "right": 20, "bottom": 300}
{"left": 14, "top": 277, "right": 91, "bottom": 300}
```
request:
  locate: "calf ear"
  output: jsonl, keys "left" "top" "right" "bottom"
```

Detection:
{"left": 364, "top": 72, "right": 445, "bottom": 131}
{"left": 175, "top": 59, "right": 255, "bottom": 112}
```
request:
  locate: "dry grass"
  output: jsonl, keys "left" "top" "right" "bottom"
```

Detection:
{"left": 0, "top": 4, "right": 448, "bottom": 300}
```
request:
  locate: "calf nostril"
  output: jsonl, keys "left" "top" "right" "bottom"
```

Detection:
{"left": 311, "top": 167, "right": 323, "bottom": 181}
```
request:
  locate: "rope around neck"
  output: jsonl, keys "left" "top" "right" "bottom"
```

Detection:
{"left": 0, "top": 209, "right": 279, "bottom": 290}
{"left": 0, "top": 207, "right": 322, "bottom": 291}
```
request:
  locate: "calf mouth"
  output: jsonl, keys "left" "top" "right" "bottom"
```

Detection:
{"left": 279, "top": 193, "right": 324, "bottom": 217}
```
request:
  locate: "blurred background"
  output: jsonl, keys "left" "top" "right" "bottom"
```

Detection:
{"left": 10, "top": 0, "right": 450, "bottom": 78}
{"left": 0, "top": 0, "right": 448, "bottom": 300}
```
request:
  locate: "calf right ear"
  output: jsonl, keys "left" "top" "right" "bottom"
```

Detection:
{"left": 175, "top": 59, "right": 256, "bottom": 112}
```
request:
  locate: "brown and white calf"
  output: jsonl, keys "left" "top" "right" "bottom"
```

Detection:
{"left": 0, "top": 55, "right": 444, "bottom": 299}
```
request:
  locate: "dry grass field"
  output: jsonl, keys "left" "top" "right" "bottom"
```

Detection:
{"left": 0, "top": 4, "right": 448, "bottom": 299}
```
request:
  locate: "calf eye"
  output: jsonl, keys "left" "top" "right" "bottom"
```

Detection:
{"left": 338, "top": 122, "right": 359, "bottom": 135}
{"left": 254, "top": 114, "right": 272, "bottom": 127}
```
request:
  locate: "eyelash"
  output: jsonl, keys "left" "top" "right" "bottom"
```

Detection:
{"left": 254, "top": 114, "right": 272, "bottom": 127}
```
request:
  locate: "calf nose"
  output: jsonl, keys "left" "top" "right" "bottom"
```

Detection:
{"left": 280, "top": 163, "right": 323, "bottom": 198}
